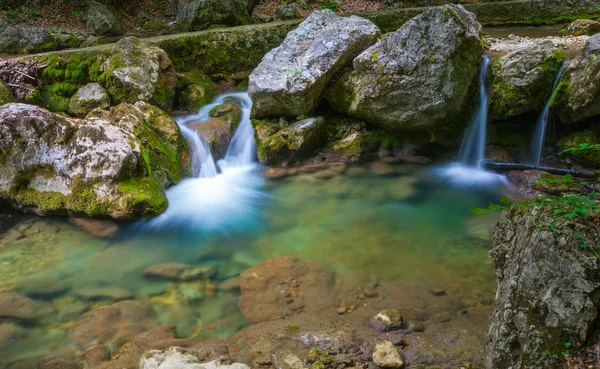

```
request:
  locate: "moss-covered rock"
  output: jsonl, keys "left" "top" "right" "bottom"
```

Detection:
{"left": 257, "top": 117, "right": 326, "bottom": 165}
{"left": 562, "top": 18, "right": 600, "bottom": 36}
{"left": 175, "top": 71, "right": 220, "bottom": 112}
{"left": 0, "top": 81, "right": 16, "bottom": 105}
{"left": 489, "top": 42, "right": 567, "bottom": 120}
{"left": 85, "top": 0, "right": 124, "bottom": 36}
{"left": 557, "top": 130, "right": 600, "bottom": 168}
{"left": 0, "top": 102, "right": 188, "bottom": 219}
{"left": 0, "top": 20, "right": 58, "bottom": 54}
{"left": 68, "top": 83, "right": 110, "bottom": 117}
{"left": 176, "top": 0, "right": 251, "bottom": 31}
{"left": 188, "top": 102, "right": 242, "bottom": 159}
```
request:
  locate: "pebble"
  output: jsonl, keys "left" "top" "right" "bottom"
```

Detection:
{"left": 429, "top": 287, "right": 447, "bottom": 296}
{"left": 372, "top": 341, "right": 405, "bottom": 368}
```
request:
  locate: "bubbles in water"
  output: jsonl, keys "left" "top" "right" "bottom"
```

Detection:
{"left": 435, "top": 163, "right": 508, "bottom": 187}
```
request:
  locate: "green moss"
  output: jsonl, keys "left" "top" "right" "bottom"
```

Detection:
{"left": 550, "top": 78, "right": 571, "bottom": 109}
{"left": 558, "top": 130, "right": 600, "bottom": 168}
{"left": 285, "top": 325, "right": 301, "bottom": 333}
{"left": 117, "top": 177, "right": 168, "bottom": 217}
{"left": 176, "top": 71, "right": 219, "bottom": 111}
{"left": 143, "top": 22, "right": 169, "bottom": 31}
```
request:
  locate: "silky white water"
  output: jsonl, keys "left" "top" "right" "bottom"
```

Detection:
{"left": 146, "top": 93, "right": 267, "bottom": 234}
{"left": 528, "top": 61, "right": 568, "bottom": 166}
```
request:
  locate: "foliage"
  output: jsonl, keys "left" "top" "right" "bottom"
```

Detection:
{"left": 320, "top": 0, "right": 341, "bottom": 12}
{"left": 3, "top": 0, "right": 37, "bottom": 24}
{"left": 72, "top": 10, "right": 84, "bottom": 17}
{"left": 560, "top": 143, "right": 600, "bottom": 155}
{"left": 470, "top": 196, "right": 511, "bottom": 215}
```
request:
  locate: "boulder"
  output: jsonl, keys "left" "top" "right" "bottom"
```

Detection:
{"left": 0, "top": 80, "right": 16, "bottom": 105}
{"left": 188, "top": 103, "right": 242, "bottom": 158}
{"left": 327, "top": 5, "right": 483, "bottom": 134}
{"left": 249, "top": 10, "right": 380, "bottom": 118}
{"left": 143, "top": 263, "right": 218, "bottom": 281}
{"left": 485, "top": 204, "right": 600, "bottom": 369}
{"left": 139, "top": 346, "right": 249, "bottom": 369}
{"left": 238, "top": 256, "right": 336, "bottom": 324}
{"left": 176, "top": 0, "right": 251, "bottom": 31}
{"left": 370, "top": 309, "right": 404, "bottom": 332}
{"left": 0, "top": 103, "right": 188, "bottom": 219}
{"left": 489, "top": 41, "right": 567, "bottom": 120}
{"left": 552, "top": 33, "right": 600, "bottom": 123}
{"left": 255, "top": 117, "right": 326, "bottom": 165}
{"left": 86, "top": 0, "right": 124, "bottom": 36}
{"left": 557, "top": 130, "right": 600, "bottom": 168}
{"left": 563, "top": 19, "right": 600, "bottom": 36}
{"left": 0, "top": 20, "right": 58, "bottom": 54}
{"left": 68, "top": 83, "right": 110, "bottom": 116}
{"left": 0, "top": 292, "right": 54, "bottom": 322}
{"left": 68, "top": 300, "right": 156, "bottom": 350}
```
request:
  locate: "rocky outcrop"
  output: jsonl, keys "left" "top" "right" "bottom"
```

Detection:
{"left": 489, "top": 41, "right": 567, "bottom": 120}
{"left": 0, "top": 20, "right": 57, "bottom": 54}
{"left": 0, "top": 80, "right": 16, "bottom": 105}
{"left": 68, "top": 83, "right": 110, "bottom": 116}
{"left": 249, "top": 10, "right": 379, "bottom": 118}
{"left": 176, "top": 0, "right": 251, "bottom": 31}
{"left": 485, "top": 204, "right": 600, "bottom": 369}
{"left": 85, "top": 0, "right": 124, "bottom": 36}
{"left": 563, "top": 19, "right": 600, "bottom": 36}
{"left": 238, "top": 256, "right": 336, "bottom": 324}
{"left": 0, "top": 102, "right": 188, "bottom": 219}
{"left": 553, "top": 33, "right": 600, "bottom": 123}
{"left": 254, "top": 117, "right": 326, "bottom": 165}
{"left": 328, "top": 5, "right": 483, "bottom": 134}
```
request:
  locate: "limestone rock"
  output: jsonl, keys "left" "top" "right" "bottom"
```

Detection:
{"left": 256, "top": 117, "right": 326, "bottom": 165}
{"left": 68, "top": 83, "right": 110, "bottom": 117}
{"left": 249, "top": 10, "right": 379, "bottom": 118}
{"left": 553, "top": 33, "right": 600, "bottom": 123}
{"left": 143, "top": 263, "right": 218, "bottom": 281}
{"left": 563, "top": 19, "right": 600, "bottom": 36}
{"left": 0, "top": 103, "right": 187, "bottom": 219}
{"left": 139, "top": 346, "right": 248, "bottom": 369}
{"left": 0, "top": 20, "right": 58, "bottom": 54}
{"left": 238, "top": 256, "right": 336, "bottom": 323}
{"left": 328, "top": 5, "right": 482, "bottom": 134}
{"left": 86, "top": 0, "right": 124, "bottom": 36}
{"left": 0, "top": 80, "right": 16, "bottom": 105}
{"left": 372, "top": 341, "right": 404, "bottom": 368}
{"left": 484, "top": 204, "right": 600, "bottom": 368}
{"left": 176, "top": 0, "right": 251, "bottom": 31}
{"left": 0, "top": 292, "right": 54, "bottom": 322}
{"left": 489, "top": 41, "right": 567, "bottom": 120}
{"left": 370, "top": 309, "right": 404, "bottom": 332}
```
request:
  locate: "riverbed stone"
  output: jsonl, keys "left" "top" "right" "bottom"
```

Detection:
{"left": 0, "top": 292, "right": 54, "bottom": 322}
{"left": 73, "top": 287, "right": 134, "bottom": 301}
{"left": 176, "top": 0, "right": 251, "bottom": 31}
{"left": 249, "top": 10, "right": 379, "bottom": 118}
{"left": 68, "top": 83, "right": 110, "bottom": 117}
{"left": 85, "top": 0, "right": 123, "bottom": 36}
{"left": 553, "top": 33, "right": 600, "bottom": 123}
{"left": 143, "top": 263, "right": 218, "bottom": 281}
{"left": 373, "top": 341, "right": 404, "bottom": 368}
{"left": 484, "top": 204, "right": 600, "bottom": 369}
{"left": 238, "top": 256, "right": 336, "bottom": 323}
{"left": 327, "top": 5, "right": 482, "bottom": 134}
{"left": 37, "top": 356, "right": 84, "bottom": 369}
{"left": 0, "top": 102, "right": 187, "bottom": 219}
{"left": 489, "top": 41, "right": 567, "bottom": 120}
{"left": 370, "top": 309, "right": 403, "bottom": 332}
{"left": 0, "top": 322, "right": 25, "bottom": 344}
{"left": 256, "top": 117, "right": 326, "bottom": 165}
{"left": 0, "top": 80, "right": 16, "bottom": 105}
{"left": 563, "top": 19, "right": 600, "bottom": 36}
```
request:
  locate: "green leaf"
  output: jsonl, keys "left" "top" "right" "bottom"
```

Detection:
{"left": 564, "top": 342, "right": 572, "bottom": 348}
{"left": 500, "top": 196, "right": 511, "bottom": 206}
{"left": 574, "top": 206, "right": 589, "bottom": 218}
{"left": 470, "top": 208, "right": 490, "bottom": 216}
{"left": 542, "top": 351, "right": 549, "bottom": 358}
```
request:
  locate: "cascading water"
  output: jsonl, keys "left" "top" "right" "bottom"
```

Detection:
{"left": 458, "top": 55, "right": 490, "bottom": 167}
{"left": 528, "top": 61, "right": 568, "bottom": 166}
{"left": 145, "top": 93, "right": 267, "bottom": 234}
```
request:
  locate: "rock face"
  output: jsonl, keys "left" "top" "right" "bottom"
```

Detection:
{"left": 0, "top": 80, "right": 16, "bottom": 105}
{"left": 553, "top": 33, "right": 600, "bottom": 123}
{"left": 0, "top": 20, "right": 57, "bottom": 54}
{"left": 488, "top": 41, "right": 567, "bottom": 120}
{"left": 0, "top": 103, "right": 188, "bottom": 219}
{"left": 86, "top": 0, "right": 124, "bottom": 36}
{"left": 139, "top": 346, "right": 250, "bottom": 369}
{"left": 176, "top": 0, "right": 251, "bottom": 31}
{"left": 238, "top": 256, "right": 336, "bottom": 324}
{"left": 485, "top": 204, "right": 600, "bottom": 369}
{"left": 255, "top": 117, "right": 326, "bottom": 165}
{"left": 328, "top": 5, "right": 483, "bottom": 134}
{"left": 249, "top": 10, "right": 380, "bottom": 118}
{"left": 563, "top": 19, "right": 600, "bottom": 36}
{"left": 68, "top": 83, "right": 110, "bottom": 116}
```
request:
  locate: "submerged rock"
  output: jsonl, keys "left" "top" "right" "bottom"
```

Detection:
{"left": 85, "top": 0, "right": 123, "bottom": 36}
{"left": 68, "top": 83, "right": 110, "bottom": 117}
{"left": 0, "top": 102, "right": 188, "bottom": 219}
{"left": 489, "top": 41, "right": 567, "bottom": 120}
{"left": 553, "top": 33, "right": 600, "bottom": 123}
{"left": 249, "top": 10, "right": 379, "bottom": 118}
{"left": 485, "top": 204, "right": 600, "bottom": 368}
{"left": 0, "top": 292, "right": 54, "bottom": 322}
{"left": 73, "top": 287, "right": 134, "bottom": 301}
{"left": 327, "top": 5, "right": 482, "bottom": 134}
{"left": 143, "top": 263, "right": 218, "bottom": 281}
{"left": 373, "top": 341, "right": 404, "bottom": 368}
{"left": 176, "top": 0, "right": 251, "bottom": 31}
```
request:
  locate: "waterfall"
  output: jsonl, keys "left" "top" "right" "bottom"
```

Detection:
{"left": 528, "top": 61, "right": 568, "bottom": 166}
{"left": 458, "top": 55, "right": 490, "bottom": 167}
{"left": 145, "top": 92, "right": 266, "bottom": 234}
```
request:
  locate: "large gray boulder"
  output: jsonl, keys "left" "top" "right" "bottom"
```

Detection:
{"left": 0, "top": 20, "right": 58, "bottom": 54}
{"left": 485, "top": 204, "right": 600, "bottom": 369}
{"left": 85, "top": 0, "right": 124, "bottom": 36}
{"left": 327, "top": 5, "right": 483, "bottom": 134}
{"left": 176, "top": 0, "right": 251, "bottom": 31}
{"left": 489, "top": 41, "right": 567, "bottom": 120}
{"left": 552, "top": 33, "right": 600, "bottom": 123}
{"left": 0, "top": 103, "right": 188, "bottom": 219}
{"left": 249, "top": 10, "right": 380, "bottom": 118}
{"left": 68, "top": 83, "right": 110, "bottom": 117}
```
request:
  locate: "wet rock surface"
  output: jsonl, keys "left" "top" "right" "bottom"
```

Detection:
{"left": 0, "top": 292, "right": 54, "bottom": 322}
{"left": 143, "top": 263, "right": 218, "bottom": 281}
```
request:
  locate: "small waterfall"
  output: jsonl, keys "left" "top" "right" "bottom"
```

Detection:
{"left": 458, "top": 55, "right": 490, "bottom": 167}
{"left": 528, "top": 61, "right": 568, "bottom": 166}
